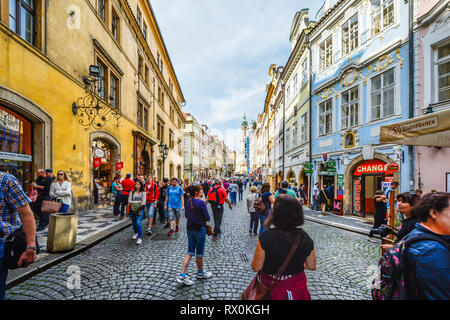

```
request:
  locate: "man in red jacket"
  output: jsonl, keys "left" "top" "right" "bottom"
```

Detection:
{"left": 206, "top": 179, "right": 232, "bottom": 240}
{"left": 120, "top": 174, "right": 135, "bottom": 219}
{"left": 145, "top": 174, "right": 159, "bottom": 235}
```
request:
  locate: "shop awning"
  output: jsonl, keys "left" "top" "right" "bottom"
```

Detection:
{"left": 379, "top": 108, "right": 450, "bottom": 147}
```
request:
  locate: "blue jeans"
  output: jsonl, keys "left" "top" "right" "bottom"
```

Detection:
{"left": 131, "top": 209, "right": 144, "bottom": 239}
{"left": 238, "top": 189, "right": 243, "bottom": 201}
{"left": 249, "top": 212, "right": 258, "bottom": 233}
{"left": 230, "top": 192, "right": 237, "bottom": 204}
{"left": 257, "top": 213, "right": 269, "bottom": 234}
{"left": 187, "top": 227, "right": 206, "bottom": 257}
{"left": 0, "top": 257, "right": 7, "bottom": 300}
{"left": 59, "top": 204, "right": 70, "bottom": 213}
{"left": 146, "top": 202, "right": 157, "bottom": 219}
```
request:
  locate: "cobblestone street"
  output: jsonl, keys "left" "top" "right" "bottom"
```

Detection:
{"left": 7, "top": 191, "right": 380, "bottom": 300}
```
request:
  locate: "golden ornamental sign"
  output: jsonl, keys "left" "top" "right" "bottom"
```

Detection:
{"left": 340, "top": 69, "right": 359, "bottom": 87}
{"left": 373, "top": 55, "right": 394, "bottom": 73}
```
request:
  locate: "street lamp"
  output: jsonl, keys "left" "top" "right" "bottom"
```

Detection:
{"left": 159, "top": 142, "right": 169, "bottom": 179}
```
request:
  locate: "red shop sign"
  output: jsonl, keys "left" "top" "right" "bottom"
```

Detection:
{"left": 116, "top": 162, "right": 124, "bottom": 171}
{"left": 93, "top": 157, "right": 102, "bottom": 168}
{"left": 353, "top": 160, "right": 387, "bottom": 176}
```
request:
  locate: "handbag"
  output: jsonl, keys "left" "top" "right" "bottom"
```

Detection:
{"left": 189, "top": 198, "right": 213, "bottom": 236}
{"left": 41, "top": 199, "right": 62, "bottom": 213}
{"left": 4, "top": 229, "right": 40, "bottom": 270}
{"left": 241, "top": 238, "right": 301, "bottom": 300}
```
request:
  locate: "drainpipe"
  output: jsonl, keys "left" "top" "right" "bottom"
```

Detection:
{"left": 408, "top": 0, "right": 415, "bottom": 192}
{"left": 282, "top": 83, "right": 286, "bottom": 181}
{"left": 307, "top": 32, "right": 313, "bottom": 205}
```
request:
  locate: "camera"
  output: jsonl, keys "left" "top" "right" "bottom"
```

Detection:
{"left": 371, "top": 226, "right": 391, "bottom": 238}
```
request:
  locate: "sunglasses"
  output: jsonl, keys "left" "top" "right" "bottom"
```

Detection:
{"left": 57, "top": 173, "right": 64, "bottom": 176}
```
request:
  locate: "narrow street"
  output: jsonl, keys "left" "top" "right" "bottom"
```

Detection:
{"left": 7, "top": 190, "right": 379, "bottom": 300}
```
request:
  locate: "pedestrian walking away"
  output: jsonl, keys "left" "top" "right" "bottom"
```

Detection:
{"left": 128, "top": 180, "right": 146, "bottom": 245}
{"left": 145, "top": 174, "right": 159, "bottom": 235}
{"left": 165, "top": 177, "right": 185, "bottom": 237}
{"left": 312, "top": 183, "right": 320, "bottom": 212}
{"left": 318, "top": 185, "right": 328, "bottom": 216}
{"left": 238, "top": 180, "right": 244, "bottom": 201}
{"left": 274, "top": 181, "right": 298, "bottom": 199}
{"left": 247, "top": 186, "right": 259, "bottom": 235}
{"left": 229, "top": 181, "right": 238, "bottom": 205}
{"left": 158, "top": 178, "right": 170, "bottom": 226}
{"left": 249, "top": 195, "right": 316, "bottom": 300}
{"left": 120, "top": 174, "right": 135, "bottom": 219}
{"left": 176, "top": 185, "right": 213, "bottom": 286}
{"left": 0, "top": 171, "right": 38, "bottom": 300}
{"left": 206, "top": 179, "right": 232, "bottom": 240}
{"left": 298, "top": 184, "right": 307, "bottom": 206}
{"left": 49, "top": 170, "right": 72, "bottom": 213}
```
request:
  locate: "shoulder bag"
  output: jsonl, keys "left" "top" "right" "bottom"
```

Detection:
{"left": 241, "top": 238, "right": 301, "bottom": 300}
{"left": 190, "top": 198, "right": 213, "bottom": 236}
{"left": 4, "top": 229, "right": 40, "bottom": 270}
{"left": 130, "top": 191, "right": 143, "bottom": 217}
{"left": 41, "top": 199, "right": 62, "bottom": 213}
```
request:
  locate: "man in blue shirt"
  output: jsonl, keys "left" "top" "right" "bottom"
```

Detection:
{"left": 165, "top": 177, "right": 184, "bottom": 237}
{"left": 0, "top": 172, "right": 37, "bottom": 300}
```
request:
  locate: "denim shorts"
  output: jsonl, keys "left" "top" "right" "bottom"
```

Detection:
{"left": 187, "top": 227, "right": 206, "bottom": 257}
{"left": 167, "top": 208, "right": 182, "bottom": 221}
{"left": 146, "top": 202, "right": 157, "bottom": 218}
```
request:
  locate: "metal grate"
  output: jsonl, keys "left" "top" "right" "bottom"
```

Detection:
{"left": 239, "top": 253, "right": 249, "bottom": 262}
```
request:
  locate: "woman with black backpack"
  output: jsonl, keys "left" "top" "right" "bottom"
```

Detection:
{"left": 254, "top": 183, "right": 275, "bottom": 235}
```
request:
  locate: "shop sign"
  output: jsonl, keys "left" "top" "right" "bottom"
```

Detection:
{"left": 93, "top": 157, "right": 102, "bottom": 168}
{"left": 353, "top": 178, "right": 362, "bottom": 215}
{"left": 337, "top": 189, "right": 344, "bottom": 197}
{"left": 0, "top": 151, "right": 32, "bottom": 162}
{"left": 353, "top": 160, "right": 386, "bottom": 176}
{"left": 337, "top": 174, "right": 344, "bottom": 186}
{"left": 322, "top": 153, "right": 328, "bottom": 162}
{"left": 116, "top": 162, "right": 124, "bottom": 171}
{"left": 383, "top": 182, "right": 391, "bottom": 189}
{"left": 385, "top": 176, "right": 394, "bottom": 182}
{"left": 326, "top": 160, "right": 336, "bottom": 172}
{"left": 304, "top": 162, "right": 313, "bottom": 170}
{"left": 0, "top": 127, "right": 21, "bottom": 144}
{"left": 386, "top": 162, "right": 399, "bottom": 173}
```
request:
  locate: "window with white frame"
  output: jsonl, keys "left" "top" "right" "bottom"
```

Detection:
{"left": 301, "top": 59, "right": 308, "bottom": 86}
{"left": 286, "top": 85, "right": 291, "bottom": 102}
{"left": 371, "top": 68, "right": 395, "bottom": 120}
{"left": 435, "top": 42, "right": 450, "bottom": 103}
{"left": 342, "top": 14, "right": 358, "bottom": 56}
{"left": 341, "top": 86, "right": 359, "bottom": 129}
{"left": 301, "top": 113, "right": 308, "bottom": 143}
{"left": 319, "top": 99, "right": 333, "bottom": 135}
{"left": 292, "top": 121, "right": 298, "bottom": 147}
{"left": 285, "top": 128, "right": 290, "bottom": 150}
{"left": 371, "top": 0, "right": 394, "bottom": 36}
{"left": 319, "top": 36, "right": 333, "bottom": 71}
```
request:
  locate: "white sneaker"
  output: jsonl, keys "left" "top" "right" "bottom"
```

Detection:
{"left": 197, "top": 271, "right": 212, "bottom": 279}
{"left": 132, "top": 233, "right": 138, "bottom": 239}
{"left": 136, "top": 238, "right": 142, "bottom": 245}
{"left": 176, "top": 275, "right": 194, "bottom": 286}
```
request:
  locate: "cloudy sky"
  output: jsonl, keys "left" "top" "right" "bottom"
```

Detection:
{"left": 150, "top": 0, "right": 323, "bottom": 151}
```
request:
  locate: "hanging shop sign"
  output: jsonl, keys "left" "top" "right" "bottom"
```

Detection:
{"left": 353, "top": 178, "right": 362, "bottom": 215}
{"left": 116, "top": 162, "right": 124, "bottom": 171}
{"left": 326, "top": 159, "right": 337, "bottom": 172}
{"left": 303, "top": 162, "right": 314, "bottom": 175}
{"left": 93, "top": 157, "right": 102, "bottom": 168}
{"left": 386, "top": 162, "right": 399, "bottom": 173}
{"left": 94, "top": 148, "right": 105, "bottom": 158}
{"left": 322, "top": 153, "right": 328, "bottom": 162}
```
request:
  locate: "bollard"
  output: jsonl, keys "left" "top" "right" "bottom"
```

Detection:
{"left": 46, "top": 213, "right": 78, "bottom": 252}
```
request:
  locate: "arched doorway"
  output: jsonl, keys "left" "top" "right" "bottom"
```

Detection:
{"left": 344, "top": 152, "right": 399, "bottom": 217}
{"left": 299, "top": 169, "right": 309, "bottom": 205}
{"left": 286, "top": 169, "right": 296, "bottom": 186}
{"left": 169, "top": 162, "right": 174, "bottom": 179}
{"left": 177, "top": 165, "right": 182, "bottom": 180}
{"left": 90, "top": 132, "right": 121, "bottom": 207}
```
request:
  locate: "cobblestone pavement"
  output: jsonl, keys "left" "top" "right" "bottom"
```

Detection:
{"left": 7, "top": 191, "right": 380, "bottom": 300}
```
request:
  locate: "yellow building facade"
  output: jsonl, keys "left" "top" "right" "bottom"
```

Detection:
{"left": 0, "top": 0, "right": 185, "bottom": 210}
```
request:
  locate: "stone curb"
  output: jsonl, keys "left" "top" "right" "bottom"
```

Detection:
{"left": 304, "top": 215, "right": 370, "bottom": 236}
{"left": 6, "top": 219, "right": 132, "bottom": 289}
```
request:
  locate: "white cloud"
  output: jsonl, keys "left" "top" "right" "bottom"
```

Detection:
{"left": 150, "top": 0, "right": 323, "bottom": 151}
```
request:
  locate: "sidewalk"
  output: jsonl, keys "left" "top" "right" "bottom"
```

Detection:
{"left": 6, "top": 205, "right": 131, "bottom": 289}
{"left": 303, "top": 208, "right": 373, "bottom": 236}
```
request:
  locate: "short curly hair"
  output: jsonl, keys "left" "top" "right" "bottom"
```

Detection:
{"left": 412, "top": 192, "right": 450, "bottom": 222}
